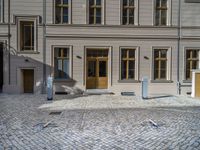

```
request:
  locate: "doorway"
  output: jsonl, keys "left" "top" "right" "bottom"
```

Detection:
{"left": 0, "top": 43, "right": 3, "bottom": 92}
{"left": 23, "top": 69, "right": 34, "bottom": 93}
{"left": 86, "top": 49, "right": 108, "bottom": 89}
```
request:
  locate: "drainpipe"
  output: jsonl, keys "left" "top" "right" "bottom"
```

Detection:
{"left": 177, "top": 0, "right": 181, "bottom": 95}
{"left": 8, "top": 0, "right": 11, "bottom": 85}
{"left": 42, "top": 0, "right": 47, "bottom": 94}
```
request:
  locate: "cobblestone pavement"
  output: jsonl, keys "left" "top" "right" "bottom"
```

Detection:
{"left": 0, "top": 94, "right": 200, "bottom": 150}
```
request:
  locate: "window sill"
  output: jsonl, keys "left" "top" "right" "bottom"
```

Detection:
{"left": 118, "top": 80, "right": 141, "bottom": 83}
{"left": 53, "top": 79, "right": 74, "bottom": 82}
{"left": 151, "top": 80, "right": 173, "bottom": 83}
{"left": 17, "top": 51, "right": 39, "bottom": 54}
{"left": 182, "top": 80, "right": 192, "bottom": 83}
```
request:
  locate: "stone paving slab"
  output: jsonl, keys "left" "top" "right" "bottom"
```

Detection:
{"left": 0, "top": 94, "right": 200, "bottom": 149}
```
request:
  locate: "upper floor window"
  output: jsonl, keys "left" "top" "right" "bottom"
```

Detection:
{"left": 89, "top": 0, "right": 102, "bottom": 24}
{"left": 55, "top": 0, "right": 70, "bottom": 24}
{"left": 155, "top": 0, "right": 168, "bottom": 26}
{"left": 122, "top": 0, "right": 135, "bottom": 25}
{"left": 54, "top": 47, "right": 71, "bottom": 79}
{"left": 20, "top": 21, "right": 35, "bottom": 51}
{"left": 185, "top": 49, "right": 199, "bottom": 80}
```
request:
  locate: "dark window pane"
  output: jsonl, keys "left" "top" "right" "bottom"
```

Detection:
{"left": 129, "top": 50, "right": 135, "bottom": 58}
{"left": 55, "top": 7, "right": 61, "bottom": 23}
{"left": 161, "top": 60, "right": 166, "bottom": 69}
{"left": 128, "top": 60, "right": 135, "bottom": 79}
{"left": 123, "top": 0, "right": 128, "bottom": 6}
{"left": 160, "top": 70, "right": 166, "bottom": 79}
{"left": 63, "top": 0, "right": 68, "bottom": 4}
{"left": 154, "top": 69, "right": 159, "bottom": 79}
{"left": 99, "top": 61, "right": 107, "bottom": 77}
{"left": 96, "top": 0, "right": 101, "bottom": 5}
{"left": 31, "top": 25, "right": 34, "bottom": 50}
{"left": 161, "top": 0, "right": 167, "bottom": 7}
{"left": 156, "top": 0, "right": 161, "bottom": 7}
{"left": 63, "top": 59, "right": 69, "bottom": 79}
{"left": 63, "top": 48, "right": 69, "bottom": 57}
{"left": 122, "top": 49, "right": 127, "bottom": 58}
{"left": 192, "top": 50, "right": 198, "bottom": 58}
{"left": 96, "top": 8, "right": 101, "bottom": 17}
{"left": 56, "top": 0, "right": 61, "bottom": 5}
{"left": 192, "top": 61, "right": 198, "bottom": 69}
{"left": 129, "top": 0, "right": 134, "bottom": 6}
{"left": 161, "top": 49, "right": 167, "bottom": 58}
{"left": 89, "top": 0, "right": 94, "bottom": 6}
{"left": 154, "top": 50, "right": 159, "bottom": 58}
{"left": 121, "top": 60, "right": 127, "bottom": 79}
{"left": 96, "top": 17, "right": 101, "bottom": 24}
{"left": 129, "top": 17, "right": 134, "bottom": 24}
{"left": 155, "top": 10, "right": 160, "bottom": 25}
{"left": 161, "top": 10, "right": 167, "bottom": 25}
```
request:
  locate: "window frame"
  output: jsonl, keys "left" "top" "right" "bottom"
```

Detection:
{"left": 151, "top": 47, "right": 171, "bottom": 82}
{"left": 54, "top": 0, "right": 72, "bottom": 24}
{"left": 87, "top": 0, "right": 105, "bottom": 25}
{"left": 119, "top": 47, "right": 139, "bottom": 82}
{"left": 153, "top": 0, "right": 172, "bottom": 26}
{"left": 52, "top": 45, "right": 73, "bottom": 81}
{"left": 184, "top": 48, "right": 200, "bottom": 81}
{"left": 17, "top": 17, "right": 37, "bottom": 52}
{"left": 121, "top": 0, "right": 139, "bottom": 25}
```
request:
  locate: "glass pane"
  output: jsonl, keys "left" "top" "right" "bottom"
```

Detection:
{"left": 99, "top": 61, "right": 107, "bottom": 77}
{"left": 122, "top": 49, "right": 127, "bottom": 58}
{"left": 161, "top": 49, "right": 167, "bottom": 58}
{"left": 129, "top": 50, "right": 135, "bottom": 58}
{"left": 89, "top": 8, "right": 94, "bottom": 24}
{"left": 161, "top": 0, "right": 167, "bottom": 7}
{"left": 160, "top": 70, "right": 166, "bottom": 79}
{"left": 55, "top": 7, "right": 61, "bottom": 23}
{"left": 192, "top": 50, "right": 198, "bottom": 58}
{"left": 161, "top": 61, "right": 166, "bottom": 69}
{"left": 96, "top": 0, "right": 101, "bottom": 5}
{"left": 156, "top": 0, "right": 161, "bottom": 7}
{"left": 24, "top": 25, "right": 32, "bottom": 50}
{"left": 129, "top": 17, "right": 134, "bottom": 24}
{"left": 154, "top": 50, "right": 159, "bottom": 58}
{"left": 192, "top": 61, "right": 198, "bottom": 69}
{"left": 31, "top": 25, "right": 34, "bottom": 50}
{"left": 58, "top": 48, "right": 62, "bottom": 57}
{"left": 123, "top": 0, "right": 128, "bottom": 6}
{"left": 128, "top": 60, "right": 135, "bottom": 79}
{"left": 154, "top": 60, "right": 159, "bottom": 70}
{"left": 161, "top": 10, "right": 167, "bottom": 25}
{"left": 63, "top": 59, "right": 69, "bottom": 79}
{"left": 57, "top": 59, "right": 62, "bottom": 78}
{"left": 89, "top": 0, "right": 94, "bottom": 6}
{"left": 129, "top": 0, "right": 134, "bottom": 6}
{"left": 63, "top": 7, "right": 68, "bottom": 23}
{"left": 154, "top": 69, "right": 159, "bottom": 79}
{"left": 96, "top": 8, "right": 101, "bottom": 24}
{"left": 88, "top": 61, "right": 96, "bottom": 77}
{"left": 56, "top": 0, "right": 61, "bottom": 5}
{"left": 155, "top": 10, "right": 160, "bottom": 25}
{"left": 121, "top": 60, "right": 127, "bottom": 79}
{"left": 63, "top": 48, "right": 69, "bottom": 57}
{"left": 63, "top": 0, "right": 68, "bottom": 4}
{"left": 186, "top": 50, "right": 191, "bottom": 59}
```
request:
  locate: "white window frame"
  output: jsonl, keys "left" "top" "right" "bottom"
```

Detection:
{"left": 151, "top": 47, "right": 172, "bottom": 81}
{"left": 0, "top": 0, "right": 4, "bottom": 23}
{"left": 120, "top": 0, "right": 139, "bottom": 25}
{"left": 86, "top": 0, "right": 105, "bottom": 25}
{"left": 153, "top": 0, "right": 172, "bottom": 26}
{"left": 53, "top": 0, "right": 72, "bottom": 24}
{"left": 119, "top": 46, "right": 139, "bottom": 81}
{"left": 184, "top": 47, "right": 200, "bottom": 81}
{"left": 17, "top": 17, "right": 37, "bottom": 52}
{"left": 52, "top": 45, "right": 73, "bottom": 80}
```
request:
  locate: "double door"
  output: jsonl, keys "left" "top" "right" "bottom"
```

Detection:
{"left": 86, "top": 58, "right": 108, "bottom": 89}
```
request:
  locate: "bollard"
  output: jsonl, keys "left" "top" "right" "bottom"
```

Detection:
{"left": 47, "top": 76, "right": 53, "bottom": 100}
{"left": 142, "top": 77, "right": 148, "bottom": 99}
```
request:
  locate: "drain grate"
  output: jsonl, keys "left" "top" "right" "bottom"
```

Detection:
{"left": 49, "top": 111, "right": 62, "bottom": 115}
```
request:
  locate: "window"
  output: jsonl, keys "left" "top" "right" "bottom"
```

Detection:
{"left": 155, "top": 0, "right": 168, "bottom": 26}
{"left": 55, "top": 0, "right": 70, "bottom": 24}
{"left": 122, "top": 0, "right": 135, "bottom": 25}
{"left": 20, "top": 21, "right": 35, "bottom": 51}
{"left": 153, "top": 49, "right": 168, "bottom": 80}
{"left": 89, "top": 0, "right": 102, "bottom": 24}
{"left": 54, "top": 47, "right": 70, "bottom": 79}
{"left": 121, "top": 49, "right": 136, "bottom": 80}
{"left": 185, "top": 49, "right": 199, "bottom": 80}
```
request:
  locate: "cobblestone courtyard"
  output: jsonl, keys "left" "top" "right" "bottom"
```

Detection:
{"left": 0, "top": 94, "right": 200, "bottom": 150}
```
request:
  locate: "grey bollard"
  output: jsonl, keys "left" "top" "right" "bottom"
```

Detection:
{"left": 47, "top": 76, "right": 53, "bottom": 100}
{"left": 142, "top": 77, "right": 148, "bottom": 99}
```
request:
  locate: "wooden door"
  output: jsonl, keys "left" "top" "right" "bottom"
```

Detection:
{"left": 195, "top": 73, "right": 200, "bottom": 97}
{"left": 86, "top": 59, "right": 97, "bottom": 89}
{"left": 23, "top": 70, "right": 34, "bottom": 93}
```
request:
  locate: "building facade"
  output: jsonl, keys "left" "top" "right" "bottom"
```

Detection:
{"left": 0, "top": 0, "right": 200, "bottom": 95}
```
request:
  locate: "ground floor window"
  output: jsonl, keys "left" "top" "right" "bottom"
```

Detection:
{"left": 54, "top": 47, "right": 70, "bottom": 79}
{"left": 185, "top": 49, "right": 199, "bottom": 80}
{"left": 121, "top": 48, "right": 136, "bottom": 80}
{"left": 153, "top": 48, "right": 169, "bottom": 80}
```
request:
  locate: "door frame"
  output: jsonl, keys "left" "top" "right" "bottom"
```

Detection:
{"left": 84, "top": 46, "right": 112, "bottom": 90}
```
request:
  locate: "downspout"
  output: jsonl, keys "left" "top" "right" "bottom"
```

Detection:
{"left": 177, "top": 0, "right": 181, "bottom": 94}
{"left": 42, "top": 0, "right": 46, "bottom": 93}
{"left": 8, "top": 0, "right": 11, "bottom": 85}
